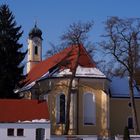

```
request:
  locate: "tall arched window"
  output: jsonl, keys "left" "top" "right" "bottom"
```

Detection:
{"left": 35, "top": 46, "right": 38, "bottom": 55}
{"left": 56, "top": 94, "right": 65, "bottom": 123}
{"left": 83, "top": 93, "right": 96, "bottom": 125}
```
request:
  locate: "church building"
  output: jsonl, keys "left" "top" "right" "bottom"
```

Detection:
{"left": 17, "top": 25, "right": 140, "bottom": 137}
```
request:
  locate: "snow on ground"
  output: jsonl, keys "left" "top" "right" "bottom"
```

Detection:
{"left": 51, "top": 135, "right": 97, "bottom": 140}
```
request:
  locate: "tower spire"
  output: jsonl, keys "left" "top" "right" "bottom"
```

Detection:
{"left": 34, "top": 19, "right": 37, "bottom": 28}
{"left": 27, "top": 24, "right": 43, "bottom": 73}
{"left": 28, "top": 21, "right": 42, "bottom": 40}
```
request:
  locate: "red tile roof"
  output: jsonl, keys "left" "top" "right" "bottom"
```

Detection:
{"left": 0, "top": 99, "right": 49, "bottom": 122}
{"left": 25, "top": 44, "right": 96, "bottom": 85}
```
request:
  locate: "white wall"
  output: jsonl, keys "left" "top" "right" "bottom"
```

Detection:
{"left": 0, "top": 122, "right": 50, "bottom": 140}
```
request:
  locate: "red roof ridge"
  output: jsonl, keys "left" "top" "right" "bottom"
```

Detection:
{"left": 80, "top": 45, "right": 96, "bottom": 66}
{"left": 25, "top": 44, "right": 96, "bottom": 85}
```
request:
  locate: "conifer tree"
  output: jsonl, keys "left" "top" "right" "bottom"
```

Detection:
{"left": 0, "top": 4, "right": 26, "bottom": 98}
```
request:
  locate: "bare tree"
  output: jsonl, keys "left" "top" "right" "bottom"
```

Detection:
{"left": 100, "top": 17, "right": 140, "bottom": 134}
{"left": 46, "top": 21, "right": 95, "bottom": 58}
{"left": 45, "top": 42, "right": 66, "bottom": 58}
{"left": 61, "top": 21, "right": 94, "bottom": 45}
{"left": 45, "top": 21, "right": 94, "bottom": 134}
{"left": 60, "top": 21, "right": 94, "bottom": 134}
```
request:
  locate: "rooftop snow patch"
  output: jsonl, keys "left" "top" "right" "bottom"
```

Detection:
{"left": 54, "top": 65, "right": 106, "bottom": 78}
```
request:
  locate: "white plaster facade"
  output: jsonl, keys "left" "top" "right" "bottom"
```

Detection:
{"left": 0, "top": 122, "right": 50, "bottom": 140}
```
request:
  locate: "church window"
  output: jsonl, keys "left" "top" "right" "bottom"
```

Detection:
{"left": 35, "top": 46, "right": 38, "bottom": 55}
{"left": 60, "top": 94, "right": 65, "bottom": 123}
{"left": 56, "top": 94, "right": 65, "bottom": 123}
{"left": 128, "top": 117, "right": 133, "bottom": 129}
{"left": 83, "top": 93, "right": 96, "bottom": 125}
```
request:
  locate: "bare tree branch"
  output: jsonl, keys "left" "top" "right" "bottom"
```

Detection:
{"left": 101, "top": 16, "right": 140, "bottom": 134}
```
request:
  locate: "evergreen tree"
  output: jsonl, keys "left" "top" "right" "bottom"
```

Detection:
{"left": 0, "top": 4, "right": 26, "bottom": 98}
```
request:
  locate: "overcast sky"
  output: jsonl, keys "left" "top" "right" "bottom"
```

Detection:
{"left": 1, "top": 0, "right": 140, "bottom": 60}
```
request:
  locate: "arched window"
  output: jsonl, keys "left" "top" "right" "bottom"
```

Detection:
{"left": 83, "top": 93, "right": 96, "bottom": 125}
{"left": 35, "top": 46, "right": 38, "bottom": 55}
{"left": 56, "top": 94, "right": 65, "bottom": 123}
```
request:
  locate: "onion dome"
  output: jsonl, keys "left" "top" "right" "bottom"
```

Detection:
{"left": 29, "top": 24, "right": 42, "bottom": 39}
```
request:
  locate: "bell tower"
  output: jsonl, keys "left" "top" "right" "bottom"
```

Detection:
{"left": 27, "top": 23, "right": 42, "bottom": 73}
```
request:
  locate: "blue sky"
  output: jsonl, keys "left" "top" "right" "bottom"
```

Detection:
{"left": 1, "top": 0, "right": 140, "bottom": 60}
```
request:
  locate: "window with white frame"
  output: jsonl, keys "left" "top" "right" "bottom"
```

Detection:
{"left": 7, "top": 128, "right": 24, "bottom": 137}
{"left": 36, "top": 128, "right": 45, "bottom": 140}
{"left": 56, "top": 93, "right": 66, "bottom": 123}
{"left": 83, "top": 93, "right": 96, "bottom": 125}
{"left": 17, "top": 128, "right": 24, "bottom": 136}
{"left": 7, "top": 128, "right": 14, "bottom": 136}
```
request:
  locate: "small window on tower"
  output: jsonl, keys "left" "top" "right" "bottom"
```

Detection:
{"left": 35, "top": 46, "right": 38, "bottom": 55}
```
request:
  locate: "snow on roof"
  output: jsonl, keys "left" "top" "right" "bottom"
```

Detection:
{"left": 22, "top": 119, "right": 49, "bottom": 123}
{"left": 54, "top": 65, "right": 106, "bottom": 78}
{"left": 76, "top": 66, "right": 106, "bottom": 77}
{"left": 110, "top": 77, "right": 140, "bottom": 97}
{"left": 0, "top": 99, "right": 49, "bottom": 123}
{"left": 18, "top": 66, "right": 106, "bottom": 93}
{"left": 15, "top": 81, "right": 36, "bottom": 93}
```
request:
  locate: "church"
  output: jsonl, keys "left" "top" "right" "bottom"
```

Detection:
{"left": 17, "top": 24, "right": 140, "bottom": 137}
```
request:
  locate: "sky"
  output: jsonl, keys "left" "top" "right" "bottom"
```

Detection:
{"left": 1, "top": 0, "right": 140, "bottom": 61}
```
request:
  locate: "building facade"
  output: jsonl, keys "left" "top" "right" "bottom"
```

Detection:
{"left": 0, "top": 99, "right": 50, "bottom": 140}
{"left": 0, "top": 123, "right": 50, "bottom": 140}
{"left": 17, "top": 26, "right": 140, "bottom": 137}
{"left": 19, "top": 42, "right": 110, "bottom": 137}
{"left": 109, "top": 77, "right": 140, "bottom": 135}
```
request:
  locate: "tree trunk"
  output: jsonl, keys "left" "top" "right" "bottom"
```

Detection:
{"left": 64, "top": 76, "right": 74, "bottom": 134}
{"left": 64, "top": 44, "right": 80, "bottom": 134}
{"left": 129, "top": 75, "right": 139, "bottom": 134}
